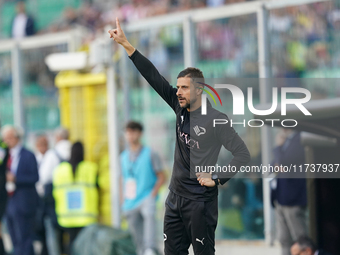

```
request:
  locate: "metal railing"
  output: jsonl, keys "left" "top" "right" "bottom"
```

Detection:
{"left": 0, "top": 28, "right": 84, "bottom": 130}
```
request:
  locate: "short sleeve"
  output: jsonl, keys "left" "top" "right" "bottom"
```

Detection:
{"left": 150, "top": 150, "right": 163, "bottom": 173}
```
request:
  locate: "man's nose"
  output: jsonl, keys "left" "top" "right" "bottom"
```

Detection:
{"left": 176, "top": 88, "right": 181, "bottom": 96}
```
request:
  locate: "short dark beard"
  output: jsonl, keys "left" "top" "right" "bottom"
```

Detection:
{"left": 185, "top": 96, "right": 198, "bottom": 110}
{"left": 181, "top": 102, "right": 190, "bottom": 109}
{"left": 178, "top": 97, "right": 190, "bottom": 109}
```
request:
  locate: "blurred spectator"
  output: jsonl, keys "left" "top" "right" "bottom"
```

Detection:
{"left": 34, "top": 134, "right": 49, "bottom": 255}
{"left": 242, "top": 175, "right": 263, "bottom": 237}
{"left": 121, "top": 121, "right": 165, "bottom": 255}
{"left": 39, "top": 128, "right": 70, "bottom": 191}
{"left": 269, "top": 9, "right": 292, "bottom": 32}
{"left": 271, "top": 129, "right": 307, "bottom": 255}
{"left": 306, "top": 42, "right": 331, "bottom": 69}
{"left": 35, "top": 133, "right": 50, "bottom": 196}
{"left": 79, "top": 4, "right": 102, "bottom": 32}
{"left": 53, "top": 142, "right": 99, "bottom": 255}
{"left": 61, "top": 8, "right": 79, "bottom": 30}
{"left": 207, "top": 0, "right": 225, "bottom": 7}
{"left": 291, "top": 236, "right": 333, "bottom": 255}
{"left": 192, "top": 0, "right": 206, "bottom": 8}
{"left": 39, "top": 127, "right": 71, "bottom": 255}
{"left": 0, "top": 123, "right": 9, "bottom": 255}
{"left": 218, "top": 179, "right": 246, "bottom": 238}
{"left": 35, "top": 134, "right": 49, "bottom": 168}
{"left": 176, "top": 0, "right": 192, "bottom": 11}
{"left": 10, "top": 1, "right": 36, "bottom": 38}
{"left": 1, "top": 125, "right": 39, "bottom": 255}
{"left": 3, "top": 0, "right": 339, "bottom": 80}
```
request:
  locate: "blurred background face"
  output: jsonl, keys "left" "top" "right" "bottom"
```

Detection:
{"left": 290, "top": 243, "right": 312, "bottom": 255}
{"left": 16, "top": 2, "right": 26, "bottom": 14}
{"left": 55, "top": 128, "right": 69, "bottom": 143}
{"left": 55, "top": 134, "right": 62, "bottom": 143}
{"left": 3, "top": 129, "right": 20, "bottom": 149}
{"left": 36, "top": 136, "right": 49, "bottom": 155}
{"left": 125, "top": 128, "right": 142, "bottom": 145}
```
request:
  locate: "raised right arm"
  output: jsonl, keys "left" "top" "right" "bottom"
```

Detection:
{"left": 108, "top": 18, "right": 178, "bottom": 111}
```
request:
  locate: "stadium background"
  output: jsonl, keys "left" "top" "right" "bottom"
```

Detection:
{"left": 0, "top": 0, "right": 340, "bottom": 250}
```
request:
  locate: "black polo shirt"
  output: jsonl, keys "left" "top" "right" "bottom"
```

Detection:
{"left": 129, "top": 50, "right": 250, "bottom": 201}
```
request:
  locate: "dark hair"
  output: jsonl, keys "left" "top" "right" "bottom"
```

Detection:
{"left": 177, "top": 67, "right": 205, "bottom": 84}
{"left": 35, "top": 132, "right": 47, "bottom": 139}
{"left": 69, "top": 142, "right": 84, "bottom": 174}
{"left": 295, "top": 236, "right": 317, "bottom": 253}
{"left": 126, "top": 121, "right": 143, "bottom": 132}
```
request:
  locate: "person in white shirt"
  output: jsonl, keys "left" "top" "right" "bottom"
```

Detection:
{"left": 11, "top": 2, "right": 36, "bottom": 39}
{"left": 35, "top": 134, "right": 49, "bottom": 195}
{"left": 34, "top": 134, "right": 49, "bottom": 255}
{"left": 35, "top": 134, "right": 49, "bottom": 168}
{"left": 206, "top": 0, "right": 225, "bottom": 7}
{"left": 39, "top": 127, "right": 71, "bottom": 255}
{"left": 39, "top": 128, "right": 71, "bottom": 191}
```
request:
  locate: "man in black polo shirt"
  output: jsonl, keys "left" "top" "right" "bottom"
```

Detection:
{"left": 109, "top": 18, "right": 251, "bottom": 255}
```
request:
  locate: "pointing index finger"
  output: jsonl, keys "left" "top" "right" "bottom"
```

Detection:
{"left": 116, "top": 17, "right": 121, "bottom": 30}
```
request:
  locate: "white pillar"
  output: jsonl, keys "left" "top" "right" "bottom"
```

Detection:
{"left": 120, "top": 47, "right": 131, "bottom": 122}
{"left": 183, "top": 17, "right": 196, "bottom": 68}
{"left": 257, "top": 4, "right": 275, "bottom": 246}
{"left": 106, "top": 41, "right": 121, "bottom": 228}
{"left": 11, "top": 43, "right": 24, "bottom": 129}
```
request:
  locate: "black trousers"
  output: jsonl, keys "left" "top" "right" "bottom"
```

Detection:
{"left": 0, "top": 238, "right": 5, "bottom": 255}
{"left": 65, "top": 227, "right": 83, "bottom": 255}
{"left": 164, "top": 191, "right": 218, "bottom": 255}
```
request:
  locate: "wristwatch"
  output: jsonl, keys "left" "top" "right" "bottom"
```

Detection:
{"left": 211, "top": 174, "right": 220, "bottom": 186}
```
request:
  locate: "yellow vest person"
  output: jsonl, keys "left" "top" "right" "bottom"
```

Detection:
{"left": 53, "top": 160, "right": 98, "bottom": 228}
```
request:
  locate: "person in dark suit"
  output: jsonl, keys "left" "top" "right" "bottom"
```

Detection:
{"left": 11, "top": 1, "right": 36, "bottom": 38}
{"left": 291, "top": 236, "right": 333, "bottom": 255}
{"left": 271, "top": 129, "right": 307, "bottom": 255}
{"left": 1, "top": 125, "right": 39, "bottom": 255}
{"left": 0, "top": 123, "right": 9, "bottom": 255}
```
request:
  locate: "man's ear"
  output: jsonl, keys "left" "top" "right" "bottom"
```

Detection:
{"left": 197, "top": 84, "right": 204, "bottom": 96}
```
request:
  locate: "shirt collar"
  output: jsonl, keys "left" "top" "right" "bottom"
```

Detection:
{"left": 10, "top": 143, "right": 22, "bottom": 156}
{"left": 128, "top": 145, "right": 143, "bottom": 154}
{"left": 16, "top": 13, "right": 27, "bottom": 19}
{"left": 286, "top": 131, "right": 297, "bottom": 140}
{"left": 189, "top": 99, "right": 212, "bottom": 115}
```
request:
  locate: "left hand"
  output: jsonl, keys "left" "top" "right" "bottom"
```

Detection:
{"left": 196, "top": 172, "right": 215, "bottom": 187}
{"left": 6, "top": 172, "right": 15, "bottom": 182}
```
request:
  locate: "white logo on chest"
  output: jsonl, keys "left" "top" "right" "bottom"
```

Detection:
{"left": 193, "top": 125, "right": 206, "bottom": 136}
